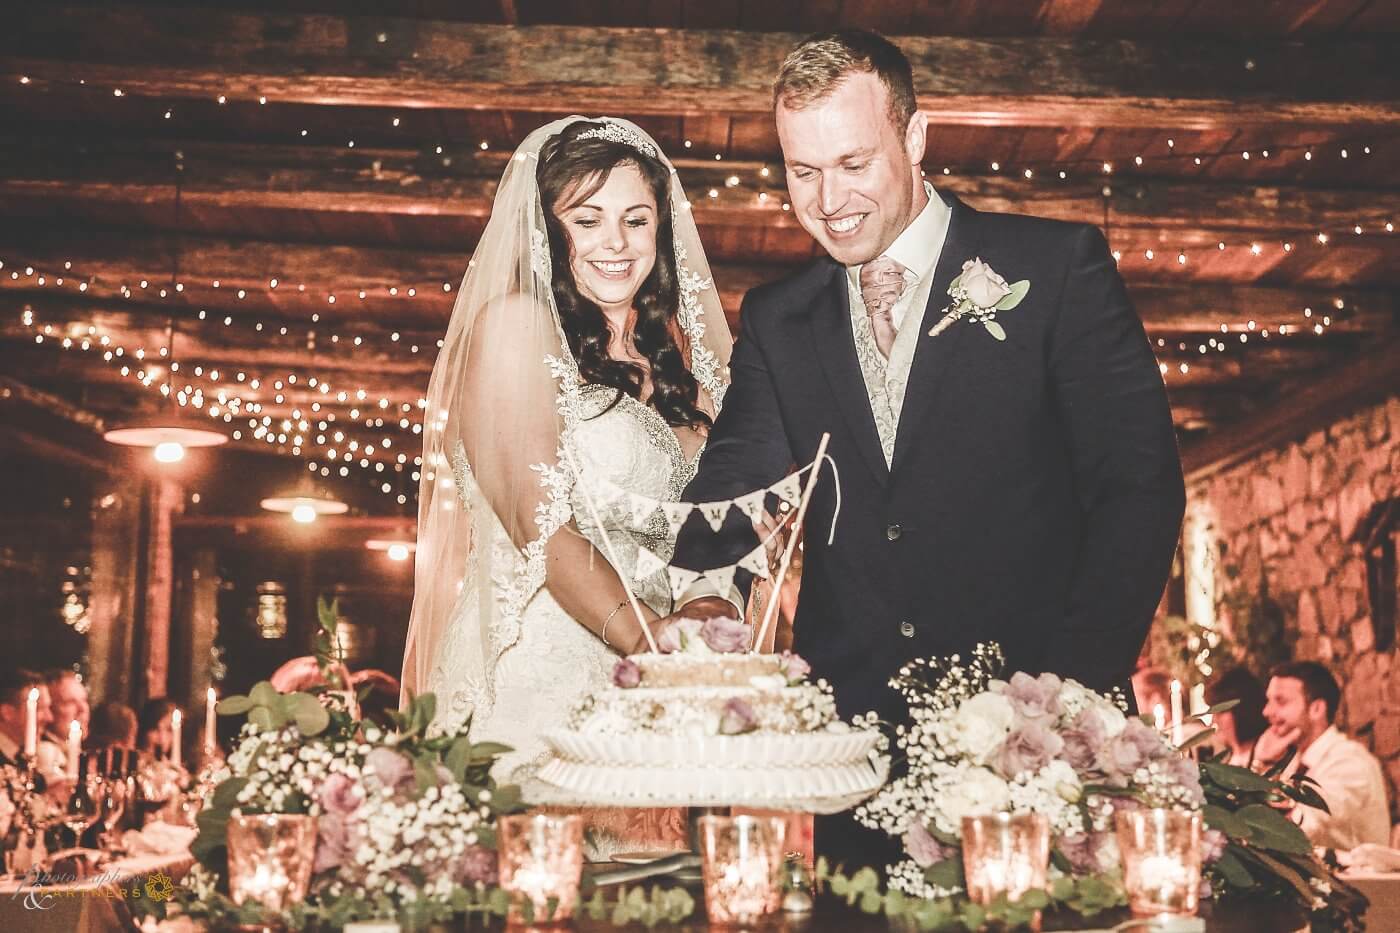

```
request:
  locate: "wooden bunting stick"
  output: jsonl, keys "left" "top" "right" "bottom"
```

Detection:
{"left": 751, "top": 432, "right": 831, "bottom": 654}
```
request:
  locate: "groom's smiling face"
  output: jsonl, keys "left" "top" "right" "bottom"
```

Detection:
{"left": 777, "top": 71, "right": 927, "bottom": 266}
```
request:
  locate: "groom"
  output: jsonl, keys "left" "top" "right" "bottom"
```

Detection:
{"left": 669, "top": 30, "right": 1184, "bottom": 859}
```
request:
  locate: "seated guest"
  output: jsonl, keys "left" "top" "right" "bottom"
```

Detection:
{"left": 138, "top": 697, "right": 178, "bottom": 760}
{"left": 88, "top": 700, "right": 139, "bottom": 750}
{"left": 45, "top": 668, "right": 90, "bottom": 742}
{"left": 1260, "top": 661, "right": 1389, "bottom": 850}
{"left": 1205, "top": 667, "right": 1268, "bottom": 768}
{"left": 1131, "top": 666, "right": 1171, "bottom": 720}
{"left": 0, "top": 666, "right": 65, "bottom": 788}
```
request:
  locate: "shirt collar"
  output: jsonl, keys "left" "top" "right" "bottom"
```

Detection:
{"left": 1300, "top": 725, "right": 1342, "bottom": 769}
{"left": 847, "top": 182, "right": 946, "bottom": 288}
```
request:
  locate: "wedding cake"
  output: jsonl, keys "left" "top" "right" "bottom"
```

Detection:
{"left": 537, "top": 617, "right": 887, "bottom": 811}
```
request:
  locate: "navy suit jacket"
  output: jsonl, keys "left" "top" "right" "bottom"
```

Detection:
{"left": 677, "top": 193, "right": 1185, "bottom": 724}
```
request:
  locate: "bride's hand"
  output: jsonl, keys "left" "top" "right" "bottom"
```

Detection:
{"left": 752, "top": 510, "right": 787, "bottom": 575}
{"left": 634, "top": 598, "right": 743, "bottom": 654}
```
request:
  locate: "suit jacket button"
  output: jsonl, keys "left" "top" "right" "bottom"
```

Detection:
{"left": 899, "top": 621, "right": 915, "bottom": 638}
{"left": 886, "top": 523, "right": 902, "bottom": 541}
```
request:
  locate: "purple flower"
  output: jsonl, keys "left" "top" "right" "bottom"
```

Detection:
{"left": 314, "top": 812, "right": 351, "bottom": 873}
{"left": 777, "top": 651, "right": 811, "bottom": 683}
{"left": 1060, "top": 708, "right": 1107, "bottom": 771}
{"left": 700, "top": 615, "right": 751, "bottom": 653}
{"left": 319, "top": 772, "right": 364, "bottom": 817}
{"left": 455, "top": 845, "right": 499, "bottom": 885}
{"left": 718, "top": 698, "right": 758, "bottom": 735}
{"left": 903, "top": 821, "right": 950, "bottom": 868}
{"left": 1057, "top": 830, "right": 1110, "bottom": 875}
{"left": 1001, "top": 672, "right": 1064, "bottom": 724}
{"left": 657, "top": 618, "right": 704, "bottom": 654}
{"left": 364, "top": 747, "right": 415, "bottom": 794}
{"left": 1097, "top": 718, "right": 1162, "bottom": 786}
{"left": 1164, "top": 753, "right": 1205, "bottom": 805}
{"left": 1202, "top": 828, "right": 1227, "bottom": 864}
{"left": 994, "top": 721, "right": 1064, "bottom": 778}
{"left": 612, "top": 658, "right": 641, "bottom": 688}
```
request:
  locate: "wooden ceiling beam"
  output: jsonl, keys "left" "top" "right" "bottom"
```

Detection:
{"left": 2, "top": 137, "right": 1396, "bottom": 238}
{"left": 4, "top": 10, "right": 1399, "bottom": 127}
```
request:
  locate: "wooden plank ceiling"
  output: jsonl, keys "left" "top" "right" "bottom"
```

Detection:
{"left": 1, "top": 1, "right": 1398, "bottom": 510}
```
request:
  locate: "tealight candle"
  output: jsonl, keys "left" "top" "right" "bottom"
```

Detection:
{"left": 498, "top": 813, "right": 583, "bottom": 925}
{"left": 698, "top": 815, "right": 787, "bottom": 924}
{"left": 961, "top": 813, "right": 1050, "bottom": 906}
{"left": 1154, "top": 703, "right": 1167, "bottom": 734}
{"left": 1116, "top": 808, "right": 1202, "bottom": 917}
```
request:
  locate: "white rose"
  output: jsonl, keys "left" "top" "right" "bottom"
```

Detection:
{"left": 960, "top": 258, "right": 1012, "bottom": 308}
{"left": 938, "top": 766, "right": 1011, "bottom": 827}
{"left": 1095, "top": 702, "right": 1127, "bottom": 739}
{"left": 952, "top": 693, "right": 1016, "bottom": 763}
{"left": 1042, "top": 759, "right": 1083, "bottom": 803}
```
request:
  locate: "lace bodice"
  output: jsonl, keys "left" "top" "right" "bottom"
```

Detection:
{"left": 431, "top": 384, "right": 702, "bottom": 782}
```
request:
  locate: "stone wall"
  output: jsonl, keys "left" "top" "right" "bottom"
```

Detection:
{"left": 1186, "top": 395, "right": 1400, "bottom": 820}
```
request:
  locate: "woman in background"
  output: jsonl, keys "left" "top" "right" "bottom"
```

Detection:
{"left": 1205, "top": 666, "right": 1269, "bottom": 768}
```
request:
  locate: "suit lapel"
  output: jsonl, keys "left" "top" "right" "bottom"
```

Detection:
{"left": 891, "top": 193, "right": 981, "bottom": 475}
{"left": 807, "top": 261, "right": 890, "bottom": 486}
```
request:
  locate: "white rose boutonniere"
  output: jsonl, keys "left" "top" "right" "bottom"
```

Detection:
{"left": 928, "top": 257, "right": 1030, "bottom": 341}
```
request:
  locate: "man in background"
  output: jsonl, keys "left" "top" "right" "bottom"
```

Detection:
{"left": 1261, "top": 661, "right": 1389, "bottom": 850}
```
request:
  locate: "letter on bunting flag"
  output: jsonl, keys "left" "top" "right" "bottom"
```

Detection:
{"left": 699, "top": 501, "right": 731, "bottom": 532}
{"left": 633, "top": 545, "right": 669, "bottom": 582}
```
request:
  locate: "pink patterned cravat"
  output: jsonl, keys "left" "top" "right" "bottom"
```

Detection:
{"left": 859, "top": 256, "right": 908, "bottom": 359}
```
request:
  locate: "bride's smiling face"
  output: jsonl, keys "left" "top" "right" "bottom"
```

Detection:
{"left": 556, "top": 163, "right": 658, "bottom": 313}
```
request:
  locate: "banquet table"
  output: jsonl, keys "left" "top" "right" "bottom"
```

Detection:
{"left": 0, "top": 851, "right": 193, "bottom": 933}
{"left": 1345, "top": 870, "right": 1400, "bottom": 932}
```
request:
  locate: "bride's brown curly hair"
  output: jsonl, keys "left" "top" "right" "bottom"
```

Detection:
{"left": 536, "top": 121, "right": 713, "bottom": 431}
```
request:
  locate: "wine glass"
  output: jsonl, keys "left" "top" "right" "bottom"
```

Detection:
{"left": 96, "top": 771, "right": 129, "bottom": 852}
{"left": 61, "top": 781, "right": 100, "bottom": 849}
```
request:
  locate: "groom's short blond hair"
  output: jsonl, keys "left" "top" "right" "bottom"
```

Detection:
{"left": 773, "top": 29, "right": 917, "bottom": 133}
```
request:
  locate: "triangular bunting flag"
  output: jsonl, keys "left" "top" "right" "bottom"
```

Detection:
{"left": 738, "top": 543, "right": 771, "bottom": 580}
{"left": 703, "top": 565, "right": 737, "bottom": 595}
{"left": 661, "top": 501, "right": 694, "bottom": 537}
{"left": 699, "top": 501, "right": 730, "bottom": 532}
{"left": 591, "top": 476, "right": 624, "bottom": 508}
{"left": 628, "top": 492, "right": 657, "bottom": 526}
{"left": 773, "top": 474, "right": 803, "bottom": 508}
{"left": 634, "top": 545, "right": 668, "bottom": 582}
{"left": 734, "top": 489, "right": 767, "bottom": 525}
{"left": 666, "top": 566, "right": 701, "bottom": 599}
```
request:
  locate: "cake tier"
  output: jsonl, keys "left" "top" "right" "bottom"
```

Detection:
{"left": 570, "top": 683, "right": 837, "bottom": 736}
{"left": 629, "top": 652, "right": 787, "bottom": 688}
{"left": 536, "top": 729, "right": 888, "bottom": 813}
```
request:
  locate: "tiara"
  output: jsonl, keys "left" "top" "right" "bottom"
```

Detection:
{"left": 574, "top": 121, "right": 659, "bottom": 160}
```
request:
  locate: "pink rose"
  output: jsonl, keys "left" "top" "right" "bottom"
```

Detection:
{"left": 455, "top": 845, "right": 499, "bottom": 885}
{"left": 318, "top": 773, "right": 364, "bottom": 817}
{"left": 700, "top": 615, "right": 751, "bottom": 653}
{"left": 718, "top": 698, "right": 758, "bottom": 735}
{"left": 657, "top": 618, "right": 704, "bottom": 654}
{"left": 994, "top": 721, "right": 1064, "bottom": 779}
{"left": 778, "top": 652, "right": 811, "bottom": 683}
{"left": 612, "top": 658, "right": 641, "bottom": 688}
{"left": 314, "top": 812, "right": 350, "bottom": 873}
{"left": 1097, "top": 719, "right": 1161, "bottom": 787}
{"left": 364, "top": 747, "right": 415, "bottom": 794}
{"left": 903, "top": 821, "right": 949, "bottom": 868}
{"left": 1000, "top": 672, "right": 1064, "bottom": 724}
{"left": 960, "top": 258, "right": 1013, "bottom": 308}
{"left": 1060, "top": 708, "right": 1106, "bottom": 771}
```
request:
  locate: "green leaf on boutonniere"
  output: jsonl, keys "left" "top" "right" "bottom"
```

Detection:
{"left": 948, "top": 272, "right": 963, "bottom": 292}
{"left": 995, "top": 279, "right": 1030, "bottom": 310}
{"left": 984, "top": 320, "right": 1007, "bottom": 341}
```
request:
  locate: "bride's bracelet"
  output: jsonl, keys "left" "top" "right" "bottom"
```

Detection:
{"left": 600, "top": 599, "right": 629, "bottom": 648}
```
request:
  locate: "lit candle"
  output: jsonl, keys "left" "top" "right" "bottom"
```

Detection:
{"left": 1169, "top": 679, "right": 1184, "bottom": 747}
{"left": 1154, "top": 703, "right": 1166, "bottom": 733}
{"left": 205, "top": 687, "right": 218, "bottom": 756}
{"left": 171, "top": 708, "right": 183, "bottom": 768}
{"left": 23, "top": 687, "right": 38, "bottom": 757}
{"left": 65, "top": 720, "right": 81, "bottom": 781}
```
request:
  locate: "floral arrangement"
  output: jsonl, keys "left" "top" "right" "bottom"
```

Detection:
{"left": 856, "top": 644, "right": 1201, "bottom": 899}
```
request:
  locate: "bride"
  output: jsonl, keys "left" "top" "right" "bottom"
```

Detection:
{"left": 401, "top": 118, "right": 733, "bottom": 789}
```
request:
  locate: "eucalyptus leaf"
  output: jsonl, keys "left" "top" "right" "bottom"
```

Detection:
{"left": 248, "top": 681, "right": 281, "bottom": 709}
{"left": 924, "top": 855, "right": 964, "bottom": 892}
{"left": 994, "top": 279, "right": 1030, "bottom": 310}
{"left": 216, "top": 695, "right": 255, "bottom": 715}
{"left": 984, "top": 320, "right": 1007, "bottom": 341}
{"left": 248, "top": 706, "right": 274, "bottom": 731}
{"left": 212, "top": 776, "right": 249, "bottom": 810}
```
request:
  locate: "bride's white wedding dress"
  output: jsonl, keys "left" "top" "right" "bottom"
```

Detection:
{"left": 428, "top": 384, "right": 701, "bottom": 784}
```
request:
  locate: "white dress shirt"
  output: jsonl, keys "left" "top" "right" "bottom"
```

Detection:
{"left": 1291, "top": 725, "right": 1390, "bottom": 851}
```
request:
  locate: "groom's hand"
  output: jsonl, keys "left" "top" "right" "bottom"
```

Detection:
{"left": 637, "top": 597, "right": 743, "bottom": 655}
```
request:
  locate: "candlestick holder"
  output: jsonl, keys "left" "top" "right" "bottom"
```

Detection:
{"left": 697, "top": 814, "right": 787, "bottom": 925}
{"left": 960, "top": 812, "right": 1050, "bottom": 905}
{"left": 1115, "top": 808, "right": 1202, "bottom": 917}
{"left": 498, "top": 812, "right": 584, "bottom": 925}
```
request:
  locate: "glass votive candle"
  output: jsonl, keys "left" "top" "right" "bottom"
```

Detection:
{"left": 698, "top": 814, "right": 788, "bottom": 925}
{"left": 960, "top": 812, "right": 1050, "bottom": 905}
{"left": 226, "top": 812, "right": 318, "bottom": 914}
{"left": 498, "top": 812, "right": 584, "bottom": 925}
{"left": 1115, "top": 808, "right": 1202, "bottom": 917}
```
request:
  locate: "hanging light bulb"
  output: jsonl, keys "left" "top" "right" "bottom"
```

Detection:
{"left": 261, "top": 476, "right": 349, "bottom": 523}
{"left": 152, "top": 440, "right": 186, "bottom": 463}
